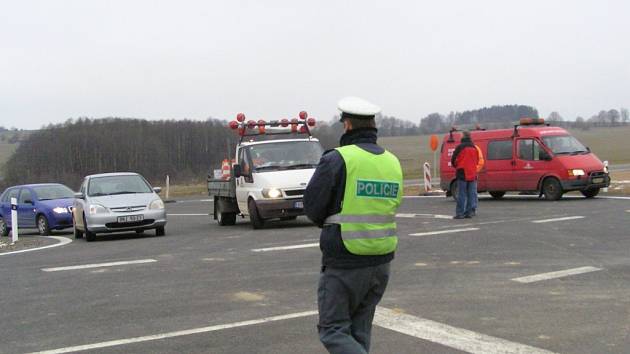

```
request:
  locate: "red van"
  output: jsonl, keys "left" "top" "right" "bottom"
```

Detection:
{"left": 440, "top": 118, "right": 611, "bottom": 200}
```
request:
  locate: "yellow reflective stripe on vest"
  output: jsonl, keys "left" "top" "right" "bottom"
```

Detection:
{"left": 324, "top": 214, "right": 396, "bottom": 224}
{"left": 342, "top": 228, "right": 397, "bottom": 240}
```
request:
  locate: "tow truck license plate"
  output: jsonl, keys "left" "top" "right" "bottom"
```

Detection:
{"left": 294, "top": 201, "right": 304, "bottom": 209}
{"left": 592, "top": 177, "right": 604, "bottom": 184}
{"left": 117, "top": 215, "right": 144, "bottom": 223}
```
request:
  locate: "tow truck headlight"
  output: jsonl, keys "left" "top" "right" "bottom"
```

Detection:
{"left": 89, "top": 204, "right": 108, "bottom": 215}
{"left": 53, "top": 207, "right": 68, "bottom": 214}
{"left": 568, "top": 169, "right": 585, "bottom": 177}
{"left": 149, "top": 199, "right": 165, "bottom": 210}
{"left": 262, "top": 188, "right": 282, "bottom": 198}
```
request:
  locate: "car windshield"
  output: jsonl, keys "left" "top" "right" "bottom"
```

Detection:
{"left": 88, "top": 175, "right": 153, "bottom": 196}
{"left": 249, "top": 141, "right": 324, "bottom": 172}
{"left": 541, "top": 135, "right": 588, "bottom": 155}
{"left": 33, "top": 185, "right": 75, "bottom": 200}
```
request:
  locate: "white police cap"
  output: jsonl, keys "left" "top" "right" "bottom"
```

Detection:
{"left": 337, "top": 97, "right": 381, "bottom": 118}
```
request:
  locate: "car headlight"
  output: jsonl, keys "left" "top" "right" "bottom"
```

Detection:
{"left": 262, "top": 188, "right": 282, "bottom": 198}
{"left": 149, "top": 199, "right": 165, "bottom": 210}
{"left": 568, "top": 169, "right": 585, "bottom": 177}
{"left": 53, "top": 207, "right": 68, "bottom": 214}
{"left": 89, "top": 204, "right": 108, "bottom": 215}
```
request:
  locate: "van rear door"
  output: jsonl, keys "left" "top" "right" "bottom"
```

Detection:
{"left": 485, "top": 139, "right": 516, "bottom": 191}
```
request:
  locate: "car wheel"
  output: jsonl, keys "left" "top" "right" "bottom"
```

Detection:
{"left": 0, "top": 217, "right": 9, "bottom": 237}
{"left": 542, "top": 178, "right": 563, "bottom": 201}
{"left": 37, "top": 215, "right": 51, "bottom": 236}
{"left": 581, "top": 188, "right": 600, "bottom": 198}
{"left": 155, "top": 226, "right": 165, "bottom": 236}
{"left": 489, "top": 191, "right": 505, "bottom": 199}
{"left": 248, "top": 199, "right": 265, "bottom": 229}
{"left": 450, "top": 180, "right": 458, "bottom": 201}
{"left": 218, "top": 212, "right": 237, "bottom": 226}
{"left": 83, "top": 214, "right": 96, "bottom": 242}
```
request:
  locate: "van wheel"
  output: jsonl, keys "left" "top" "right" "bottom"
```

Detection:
{"left": 581, "top": 188, "right": 600, "bottom": 198}
{"left": 248, "top": 199, "right": 265, "bottom": 229}
{"left": 489, "top": 191, "right": 505, "bottom": 199}
{"left": 450, "top": 181, "right": 458, "bottom": 201}
{"left": 542, "top": 178, "right": 563, "bottom": 201}
{"left": 0, "top": 217, "right": 9, "bottom": 237}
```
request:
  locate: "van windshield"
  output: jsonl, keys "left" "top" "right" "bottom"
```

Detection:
{"left": 248, "top": 141, "right": 324, "bottom": 172}
{"left": 541, "top": 135, "right": 588, "bottom": 155}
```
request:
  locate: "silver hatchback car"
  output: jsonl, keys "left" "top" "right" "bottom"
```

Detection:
{"left": 72, "top": 172, "right": 167, "bottom": 241}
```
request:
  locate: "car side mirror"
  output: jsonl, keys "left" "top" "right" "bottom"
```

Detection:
{"left": 74, "top": 192, "right": 84, "bottom": 199}
{"left": 233, "top": 164, "right": 242, "bottom": 178}
{"left": 540, "top": 150, "right": 552, "bottom": 161}
{"left": 586, "top": 146, "right": 591, "bottom": 152}
{"left": 153, "top": 187, "right": 162, "bottom": 194}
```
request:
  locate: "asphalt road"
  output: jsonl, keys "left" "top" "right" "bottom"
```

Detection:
{"left": 1, "top": 194, "right": 629, "bottom": 354}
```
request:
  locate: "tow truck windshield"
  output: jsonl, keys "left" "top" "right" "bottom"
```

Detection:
{"left": 542, "top": 135, "right": 588, "bottom": 155}
{"left": 248, "top": 141, "right": 324, "bottom": 172}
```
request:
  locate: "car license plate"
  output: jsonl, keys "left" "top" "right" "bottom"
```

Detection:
{"left": 294, "top": 201, "right": 304, "bottom": 209}
{"left": 592, "top": 177, "right": 604, "bottom": 184}
{"left": 117, "top": 215, "right": 144, "bottom": 223}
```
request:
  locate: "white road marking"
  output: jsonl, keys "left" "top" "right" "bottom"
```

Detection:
{"left": 396, "top": 213, "right": 417, "bottom": 218}
{"left": 251, "top": 243, "right": 319, "bottom": 252}
{"left": 374, "top": 307, "right": 556, "bottom": 354}
{"left": 599, "top": 196, "right": 630, "bottom": 200}
{"left": 27, "top": 310, "right": 318, "bottom": 354}
{"left": 409, "top": 228, "right": 479, "bottom": 237}
{"left": 167, "top": 213, "right": 208, "bottom": 216}
{"left": 42, "top": 259, "right": 157, "bottom": 272}
{"left": 625, "top": 210, "right": 630, "bottom": 213}
{"left": 531, "top": 216, "right": 584, "bottom": 223}
{"left": 0, "top": 236, "right": 72, "bottom": 256}
{"left": 511, "top": 266, "right": 603, "bottom": 283}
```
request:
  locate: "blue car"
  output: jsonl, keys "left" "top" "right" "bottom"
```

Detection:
{"left": 0, "top": 183, "right": 75, "bottom": 236}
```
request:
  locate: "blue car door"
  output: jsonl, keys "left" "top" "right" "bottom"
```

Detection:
{"left": 18, "top": 188, "right": 37, "bottom": 228}
{"left": 1, "top": 188, "right": 20, "bottom": 227}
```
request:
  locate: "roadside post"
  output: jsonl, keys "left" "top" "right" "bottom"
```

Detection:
{"left": 10, "top": 197, "right": 18, "bottom": 244}
{"left": 603, "top": 160, "right": 609, "bottom": 193}
{"left": 423, "top": 162, "right": 432, "bottom": 194}
{"left": 165, "top": 175, "right": 170, "bottom": 200}
{"left": 429, "top": 135, "right": 439, "bottom": 184}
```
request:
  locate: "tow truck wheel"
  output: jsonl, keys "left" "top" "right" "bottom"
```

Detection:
{"left": 218, "top": 212, "right": 236, "bottom": 226}
{"left": 542, "top": 178, "right": 563, "bottom": 201}
{"left": 248, "top": 199, "right": 265, "bottom": 229}
{"left": 489, "top": 191, "right": 505, "bottom": 199}
{"left": 581, "top": 188, "right": 600, "bottom": 198}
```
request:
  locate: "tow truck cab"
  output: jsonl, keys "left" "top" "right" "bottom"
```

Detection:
{"left": 208, "top": 112, "right": 323, "bottom": 228}
{"left": 439, "top": 118, "right": 611, "bottom": 200}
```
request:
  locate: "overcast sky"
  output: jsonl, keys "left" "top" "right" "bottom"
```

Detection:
{"left": 1, "top": 0, "right": 629, "bottom": 129}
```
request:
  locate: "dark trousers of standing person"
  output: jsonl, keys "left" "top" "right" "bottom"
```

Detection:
{"left": 318, "top": 263, "right": 390, "bottom": 354}
{"left": 456, "top": 179, "right": 476, "bottom": 217}
{"left": 470, "top": 178, "right": 479, "bottom": 215}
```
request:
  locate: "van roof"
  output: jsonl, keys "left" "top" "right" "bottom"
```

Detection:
{"left": 443, "top": 126, "right": 570, "bottom": 142}
{"left": 239, "top": 138, "right": 320, "bottom": 147}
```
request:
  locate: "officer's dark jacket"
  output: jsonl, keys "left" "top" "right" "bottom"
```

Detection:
{"left": 304, "top": 128, "right": 395, "bottom": 269}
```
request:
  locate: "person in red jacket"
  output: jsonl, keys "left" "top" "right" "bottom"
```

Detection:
{"left": 450, "top": 131, "right": 479, "bottom": 219}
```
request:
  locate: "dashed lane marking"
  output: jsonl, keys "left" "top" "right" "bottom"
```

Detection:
{"left": 167, "top": 213, "right": 208, "bottom": 216}
{"left": 409, "top": 228, "right": 480, "bottom": 237}
{"left": 42, "top": 259, "right": 157, "bottom": 272}
{"left": 531, "top": 216, "right": 584, "bottom": 223}
{"left": 0, "top": 236, "right": 72, "bottom": 256}
{"left": 251, "top": 243, "right": 319, "bottom": 252}
{"left": 374, "top": 307, "right": 556, "bottom": 354}
{"left": 26, "top": 310, "right": 318, "bottom": 354}
{"left": 511, "top": 266, "right": 603, "bottom": 283}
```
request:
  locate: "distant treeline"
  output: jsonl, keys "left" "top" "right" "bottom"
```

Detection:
{"left": 418, "top": 105, "right": 540, "bottom": 133}
{"left": 3, "top": 118, "right": 236, "bottom": 189}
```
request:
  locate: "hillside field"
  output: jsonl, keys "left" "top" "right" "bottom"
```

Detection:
{"left": 380, "top": 125, "right": 630, "bottom": 179}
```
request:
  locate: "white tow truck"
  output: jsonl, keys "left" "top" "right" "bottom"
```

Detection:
{"left": 208, "top": 112, "right": 323, "bottom": 229}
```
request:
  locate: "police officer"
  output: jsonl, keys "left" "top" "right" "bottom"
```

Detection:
{"left": 304, "top": 97, "right": 403, "bottom": 354}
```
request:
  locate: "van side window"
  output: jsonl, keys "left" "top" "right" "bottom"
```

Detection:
{"left": 518, "top": 139, "right": 542, "bottom": 161}
{"left": 487, "top": 140, "right": 513, "bottom": 160}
